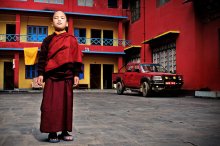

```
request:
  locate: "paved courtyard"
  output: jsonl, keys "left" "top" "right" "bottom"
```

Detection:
{"left": 0, "top": 90, "right": 220, "bottom": 146}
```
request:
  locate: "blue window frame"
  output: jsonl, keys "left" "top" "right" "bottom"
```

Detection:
{"left": 27, "top": 26, "right": 48, "bottom": 42}
{"left": 74, "top": 28, "right": 86, "bottom": 44}
{"left": 79, "top": 64, "right": 84, "bottom": 80}
{"left": 25, "top": 65, "right": 38, "bottom": 79}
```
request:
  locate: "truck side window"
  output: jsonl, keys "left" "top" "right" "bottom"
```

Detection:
{"left": 134, "top": 65, "right": 140, "bottom": 72}
{"left": 127, "top": 65, "right": 133, "bottom": 72}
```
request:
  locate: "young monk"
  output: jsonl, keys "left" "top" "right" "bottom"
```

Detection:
{"left": 36, "top": 11, "right": 82, "bottom": 143}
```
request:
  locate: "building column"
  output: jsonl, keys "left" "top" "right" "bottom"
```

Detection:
{"left": 118, "top": 0, "right": 122, "bottom": 9}
{"left": 14, "top": 53, "right": 19, "bottom": 89}
{"left": 118, "top": 21, "right": 123, "bottom": 72}
{"left": 68, "top": 17, "right": 73, "bottom": 35}
{"left": 118, "top": 21, "right": 123, "bottom": 42}
{"left": 16, "top": 14, "right": 20, "bottom": 42}
{"left": 118, "top": 56, "right": 123, "bottom": 72}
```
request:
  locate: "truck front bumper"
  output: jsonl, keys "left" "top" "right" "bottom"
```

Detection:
{"left": 150, "top": 81, "right": 183, "bottom": 92}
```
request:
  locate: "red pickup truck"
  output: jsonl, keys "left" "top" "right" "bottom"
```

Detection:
{"left": 112, "top": 63, "right": 183, "bottom": 97}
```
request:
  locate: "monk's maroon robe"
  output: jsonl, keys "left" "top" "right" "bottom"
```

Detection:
{"left": 38, "top": 32, "right": 82, "bottom": 133}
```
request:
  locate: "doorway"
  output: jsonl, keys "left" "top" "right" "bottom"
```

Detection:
{"left": 103, "top": 64, "right": 113, "bottom": 89}
{"left": 91, "top": 29, "right": 101, "bottom": 45}
{"left": 103, "top": 30, "right": 113, "bottom": 46}
{"left": 4, "top": 62, "right": 14, "bottom": 90}
{"left": 6, "top": 24, "right": 16, "bottom": 42}
{"left": 90, "top": 64, "right": 101, "bottom": 89}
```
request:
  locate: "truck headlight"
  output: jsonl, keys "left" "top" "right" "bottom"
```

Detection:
{"left": 152, "top": 76, "right": 162, "bottom": 81}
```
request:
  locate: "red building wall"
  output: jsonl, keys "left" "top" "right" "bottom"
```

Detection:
{"left": 1, "top": 0, "right": 126, "bottom": 17}
{"left": 127, "top": 0, "right": 220, "bottom": 90}
{"left": 200, "top": 20, "right": 220, "bottom": 90}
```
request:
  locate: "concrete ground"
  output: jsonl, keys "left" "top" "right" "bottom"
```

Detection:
{"left": 0, "top": 90, "right": 220, "bottom": 146}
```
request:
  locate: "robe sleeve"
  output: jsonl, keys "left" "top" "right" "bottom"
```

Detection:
{"left": 73, "top": 62, "right": 83, "bottom": 77}
{"left": 72, "top": 36, "right": 83, "bottom": 77}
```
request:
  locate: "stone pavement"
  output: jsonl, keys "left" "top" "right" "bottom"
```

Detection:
{"left": 0, "top": 90, "right": 220, "bottom": 146}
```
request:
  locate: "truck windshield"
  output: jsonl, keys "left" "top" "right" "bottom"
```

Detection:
{"left": 140, "top": 64, "right": 167, "bottom": 73}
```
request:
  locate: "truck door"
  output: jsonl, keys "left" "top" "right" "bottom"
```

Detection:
{"left": 123, "top": 64, "right": 134, "bottom": 87}
{"left": 129, "top": 64, "right": 141, "bottom": 87}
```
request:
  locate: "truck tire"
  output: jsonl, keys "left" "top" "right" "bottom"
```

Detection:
{"left": 142, "top": 82, "right": 150, "bottom": 97}
{"left": 116, "top": 82, "right": 124, "bottom": 95}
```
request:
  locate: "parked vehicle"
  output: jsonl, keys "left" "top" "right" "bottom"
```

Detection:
{"left": 112, "top": 63, "right": 183, "bottom": 97}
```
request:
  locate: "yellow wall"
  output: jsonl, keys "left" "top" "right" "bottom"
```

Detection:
{"left": 0, "top": 57, "right": 13, "bottom": 90}
{"left": 1, "top": 14, "right": 125, "bottom": 43}
{"left": 79, "top": 54, "right": 118, "bottom": 89}
{"left": 0, "top": 14, "right": 16, "bottom": 41}
{"left": 0, "top": 14, "right": 124, "bottom": 89}
{"left": 73, "top": 19, "right": 119, "bottom": 45}
{"left": 0, "top": 14, "right": 126, "bottom": 42}
{"left": 0, "top": 55, "right": 35, "bottom": 89}
{"left": 0, "top": 59, "right": 6, "bottom": 90}
{"left": 0, "top": 14, "right": 15, "bottom": 34}
{"left": 18, "top": 56, "right": 33, "bottom": 89}
{"left": 17, "top": 54, "right": 119, "bottom": 89}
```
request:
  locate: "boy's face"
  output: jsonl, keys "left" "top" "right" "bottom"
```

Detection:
{"left": 52, "top": 11, "right": 68, "bottom": 31}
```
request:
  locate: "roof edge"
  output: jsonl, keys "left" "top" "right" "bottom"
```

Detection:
{"left": 142, "top": 31, "right": 180, "bottom": 44}
{"left": 0, "top": 7, "right": 128, "bottom": 19}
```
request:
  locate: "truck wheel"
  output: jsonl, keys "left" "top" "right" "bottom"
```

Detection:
{"left": 116, "top": 82, "right": 124, "bottom": 95}
{"left": 142, "top": 82, "right": 150, "bottom": 97}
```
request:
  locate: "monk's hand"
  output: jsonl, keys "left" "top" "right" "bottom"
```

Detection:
{"left": 73, "top": 76, "right": 79, "bottom": 87}
{"left": 37, "top": 75, "right": 43, "bottom": 86}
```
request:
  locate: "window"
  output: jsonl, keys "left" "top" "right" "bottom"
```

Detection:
{"left": 152, "top": 42, "right": 176, "bottom": 73}
{"left": 34, "top": 0, "right": 63, "bottom": 4}
{"left": 27, "top": 26, "right": 48, "bottom": 42}
{"left": 25, "top": 65, "right": 38, "bottom": 79}
{"left": 78, "top": 0, "right": 93, "bottom": 7}
{"left": 6, "top": 24, "right": 16, "bottom": 42}
{"left": 130, "top": 0, "right": 140, "bottom": 23}
{"left": 91, "top": 29, "right": 101, "bottom": 45}
{"left": 122, "top": 0, "right": 129, "bottom": 9}
{"left": 126, "top": 65, "right": 134, "bottom": 72}
{"left": 74, "top": 28, "right": 86, "bottom": 44}
{"left": 103, "top": 30, "right": 113, "bottom": 46}
{"left": 108, "top": 0, "right": 118, "bottom": 8}
{"left": 79, "top": 64, "right": 84, "bottom": 80}
{"left": 156, "top": 0, "right": 170, "bottom": 7}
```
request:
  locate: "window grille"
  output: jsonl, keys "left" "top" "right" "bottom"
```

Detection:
{"left": 152, "top": 42, "right": 176, "bottom": 73}
{"left": 25, "top": 65, "right": 38, "bottom": 79}
{"left": 27, "top": 26, "right": 48, "bottom": 42}
{"left": 74, "top": 28, "right": 86, "bottom": 44}
{"left": 130, "top": 0, "right": 140, "bottom": 23}
{"left": 34, "top": 0, "right": 63, "bottom": 4}
{"left": 78, "top": 0, "right": 93, "bottom": 7}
